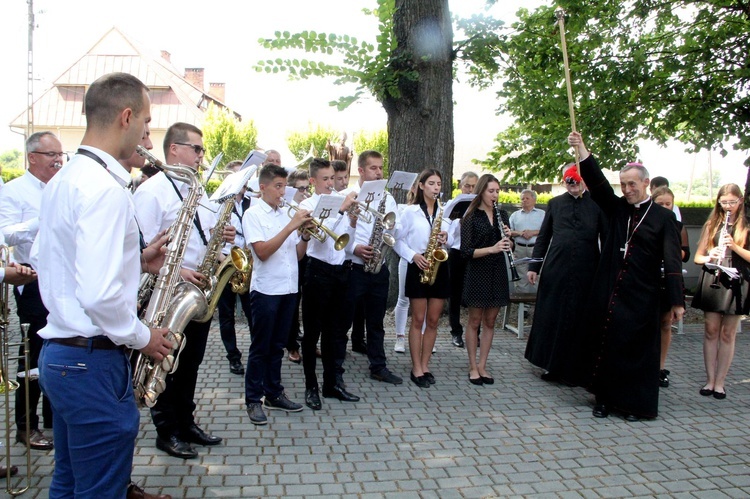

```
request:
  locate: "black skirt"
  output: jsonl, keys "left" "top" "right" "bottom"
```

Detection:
{"left": 405, "top": 260, "right": 450, "bottom": 299}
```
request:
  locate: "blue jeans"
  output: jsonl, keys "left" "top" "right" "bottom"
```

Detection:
{"left": 39, "top": 340, "right": 138, "bottom": 499}
{"left": 245, "top": 292, "right": 297, "bottom": 404}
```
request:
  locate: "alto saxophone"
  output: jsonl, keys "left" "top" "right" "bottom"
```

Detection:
{"left": 194, "top": 197, "right": 251, "bottom": 322}
{"left": 131, "top": 146, "right": 209, "bottom": 408}
{"left": 363, "top": 192, "right": 396, "bottom": 274}
{"left": 419, "top": 195, "right": 449, "bottom": 285}
{"left": 229, "top": 246, "right": 253, "bottom": 294}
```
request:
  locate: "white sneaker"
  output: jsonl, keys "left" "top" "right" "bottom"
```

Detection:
{"left": 394, "top": 336, "right": 406, "bottom": 353}
{"left": 432, "top": 344, "right": 437, "bottom": 353}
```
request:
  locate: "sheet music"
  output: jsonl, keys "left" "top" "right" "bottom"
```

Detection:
{"left": 359, "top": 179, "right": 388, "bottom": 206}
{"left": 210, "top": 165, "right": 258, "bottom": 201}
{"left": 387, "top": 171, "right": 418, "bottom": 191}
{"left": 283, "top": 186, "right": 299, "bottom": 204}
{"left": 514, "top": 257, "right": 544, "bottom": 267}
{"left": 240, "top": 150, "right": 267, "bottom": 171}
{"left": 704, "top": 262, "right": 740, "bottom": 280}
{"left": 443, "top": 194, "right": 476, "bottom": 219}
{"left": 313, "top": 195, "right": 344, "bottom": 219}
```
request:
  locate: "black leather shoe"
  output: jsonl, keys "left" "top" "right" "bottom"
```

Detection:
{"left": 592, "top": 404, "right": 609, "bottom": 418}
{"left": 410, "top": 372, "right": 430, "bottom": 388}
{"left": 322, "top": 384, "right": 360, "bottom": 402}
{"left": 0, "top": 465, "right": 18, "bottom": 478}
{"left": 469, "top": 376, "right": 483, "bottom": 386}
{"left": 423, "top": 372, "right": 436, "bottom": 385}
{"left": 659, "top": 369, "right": 670, "bottom": 388}
{"left": 713, "top": 389, "right": 727, "bottom": 400}
{"left": 16, "top": 429, "right": 53, "bottom": 450}
{"left": 181, "top": 424, "right": 222, "bottom": 446}
{"left": 229, "top": 360, "right": 245, "bottom": 375}
{"left": 699, "top": 387, "right": 714, "bottom": 396}
{"left": 370, "top": 370, "right": 402, "bottom": 384}
{"left": 480, "top": 376, "right": 494, "bottom": 385}
{"left": 541, "top": 371, "right": 559, "bottom": 382}
{"left": 451, "top": 335, "right": 464, "bottom": 348}
{"left": 624, "top": 414, "right": 640, "bottom": 422}
{"left": 305, "top": 387, "right": 322, "bottom": 410}
{"left": 352, "top": 342, "right": 367, "bottom": 355}
{"left": 155, "top": 435, "right": 198, "bottom": 459}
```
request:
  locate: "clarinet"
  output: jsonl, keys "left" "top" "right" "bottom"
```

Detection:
{"left": 494, "top": 202, "right": 521, "bottom": 282}
{"left": 710, "top": 210, "right": 732, "bottom": 289}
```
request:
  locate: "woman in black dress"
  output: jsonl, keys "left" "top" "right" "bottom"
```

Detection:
{"left": 692, "top": 180, "right": 750, "bottom": 399}
{"left": 394, "top": 169, "right": 451, "bottom": 388}
{"left": 461, "top": 174, "right": 511, "bottom": 385}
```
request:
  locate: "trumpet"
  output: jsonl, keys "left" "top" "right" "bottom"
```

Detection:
{"left": 332, "top": 191, "right": 396, "bottom": 229}
{"left": 1, "top": 244, "right": 31, "bottom": 495}
{"left": 280, "top": 198, "right": 350, "bottom": 251}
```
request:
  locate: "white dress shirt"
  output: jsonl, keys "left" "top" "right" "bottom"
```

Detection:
{"left": 509, "top": 207, "right": 545, "bottom": 245}
{"left": 340, "top": 184, "right": 399, "bottom": 265}
{"left": 394, "top": 204, "right": 453, "bottom": 263}
{"left": 32, "top": 146, "right": 150, "bottom": 349}
{"left": 243, "top": 198, "right": 300, "bottom": 295}
{"left": 133, "top": 171, "right": 216, "bottom": 271}
{"left": 0, "top": 170, "right": 46, "bottom": 265}
{"left": 299, "top": 193, "right": 356, "bottom": 265}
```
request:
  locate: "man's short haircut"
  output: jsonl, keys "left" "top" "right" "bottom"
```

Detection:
{"left": 85, "top": 72, "right": 149, "bottom": 129}
{"left": 358, "top": 150, "right": 383, "bottom": 169}
{"left": 309, "top": 158, "right": 332, "bottom": 178}
{"left": 650, "top": 176, "right": 669, "bottom": 190}
{"left": 225, "top": 160, "right": 243, "bottom": 172}
{"left": 520, "top": 188, "right": 537, "bottom": 201}
{"left": 331, "top": 159, "right": 348, "bottom": 173}
{"left": 621, "top": 162, "right": 649, "bottom": 181}
{"left": 163, "top": 122, "right": 203, "bottom": 158}
{"left": 459, "top": 171, "right": 478, "bottom": 186}
{"left": 259, "top": 163, "right": 288, "bottom": 184}
{"left": 288, "top": 168, "right": 310, "bottom": 185}
{"left": 26, "top": 131, "right": 57, "bottom": 154}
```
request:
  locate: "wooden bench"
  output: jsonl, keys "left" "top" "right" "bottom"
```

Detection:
{"left": 501, "top": 293, "right": 537, "bottom": 339}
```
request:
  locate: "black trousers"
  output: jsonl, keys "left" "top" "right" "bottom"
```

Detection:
{"left": 14, "top": 280, "right": 52, "bottom": 431}
{"left": 150, "top": 319, "right": 211, "bottom": 437}
{"left": 448, "top": 248, "right": 468, "bottom": 336}
{"left": 217, "top": 284, "right": 252, "bottom": 363}
{"left": 347, "top": 264, "right": 390, "bottom": 374}
{"left": 286, "top": 256, "right": 306, "bottom": 352}
{"left": 301, "top": 258, "right": 352, "bottom": 390}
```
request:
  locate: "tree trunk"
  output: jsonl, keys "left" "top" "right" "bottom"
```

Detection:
{"left": 385, "top": 0, "right": 454, "bottom": 204}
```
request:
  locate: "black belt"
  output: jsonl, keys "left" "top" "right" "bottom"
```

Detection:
{"left": 309, "top": 257, "right": 352, "bottom": 271}
{"left": 48, "top": 336, "right": 122, "bottom": 350}
{"left": 516, "top": 242, "right": 535, "bottom": 247}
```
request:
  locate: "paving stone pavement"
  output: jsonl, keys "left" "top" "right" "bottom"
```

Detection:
{"left": 2, "top": 308, "right": 749, "bottom": 498}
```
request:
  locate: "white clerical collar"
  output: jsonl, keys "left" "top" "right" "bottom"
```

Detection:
{"left": 634, "top": 196, "right": 651, "bottom": 208}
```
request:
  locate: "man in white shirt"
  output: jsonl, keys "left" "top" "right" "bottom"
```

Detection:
{"left": 0, "top": 131, "right": 63, "bottom": 451}
{"left": 243, "top": 163, "right": 312, "bottom": 425}
{"left": 509, "top": 189, "right": 545, "bottom": 294}
{"left": 299, "top": 159, "right": 359, "bottom": 410}
{"left": 34, "top": 72, "right": 172, "bottom": 499}
{"left": 134, "top": 122, "right": 234, "bottom": 459}
{"left": 341, "top": 151, "right": 402, "bottom": 385}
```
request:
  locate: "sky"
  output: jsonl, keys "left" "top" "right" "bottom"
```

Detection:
{"left": 1, "top": 0, "right": 747, "bottom": 192}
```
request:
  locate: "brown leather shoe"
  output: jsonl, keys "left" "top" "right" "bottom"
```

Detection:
{"left": 16, "top": 429, "right": 53, "bottom": 450}
{"left": 127, "top": 481, "right": 172, "bottom": 499}
{"left": 0, "top": 465, "right": 18, "bottom": 478}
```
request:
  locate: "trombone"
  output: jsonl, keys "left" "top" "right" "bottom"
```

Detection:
{"left": 0, "top": 245, "right": 31, "bottom": 495}
{"left": 280, "top": 199, "right": 350, "bottom": 251}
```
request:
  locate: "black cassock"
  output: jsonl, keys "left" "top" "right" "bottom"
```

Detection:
{"left": 580, "top": 155, "right": 683, "bottom": 418}
{"left": 524, "top": 191, "right": 607, "bottom": 387}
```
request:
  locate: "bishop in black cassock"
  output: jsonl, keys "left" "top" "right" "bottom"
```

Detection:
{"left": 569, "top": 132, "right": 684, "bottom": 420}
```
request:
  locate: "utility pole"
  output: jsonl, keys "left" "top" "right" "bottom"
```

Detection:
{"left": 26, "top": 0, "right": 35, "bottom": 164}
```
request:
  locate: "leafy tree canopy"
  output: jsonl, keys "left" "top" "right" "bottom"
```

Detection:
{"left": 202, "top": 103, "right": 259, "bottom": 168}
{"left": 353, "top": 129, "right": 389, "bottom": 173}
{"left": 482, "top": 0, "right": 750, "bottom": 182}
{"left": 286, "top": 123, "right": 339, "bottom": 162}
{"left": 0, "top": 149, "right": 23, "bottom": 172}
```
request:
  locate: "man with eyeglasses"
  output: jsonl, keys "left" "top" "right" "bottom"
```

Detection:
{"left": 568, "top": 132, "right": 684, "bottom": 423}
{"left": 0, "top": 131, "right": 64, "bottom": 452}
{"left": 509, "top": 189, "right": 545, "bottom": 295}
{"left": 134, "top": 122, "right": 235, "bottom": 459}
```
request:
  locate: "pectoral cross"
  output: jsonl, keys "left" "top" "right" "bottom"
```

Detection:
{"left": 620, "top": 243, "right": 628, "bottom": 259}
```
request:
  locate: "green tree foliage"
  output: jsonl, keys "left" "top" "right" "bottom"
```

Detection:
{"left": 353, "top": 129, "right": 389, "bottom": 173}
{"left": 202, "top": 103, "right": 259, "bottom": 167}
{"left": 0, "top": 149, "right": 23, "bottom": 173}
{"left": 482, "top": 1, "right": 750, "bottom": 183}
{"left": 286, "top": 124, "right": 339, "bottom": 162}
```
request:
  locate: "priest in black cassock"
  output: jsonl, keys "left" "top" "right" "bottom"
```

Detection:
{"left": 568, "top": 132, "right": 684, "bottom": 421}
{"left": 524, "top": 164, "right": 607, "bottom": 387}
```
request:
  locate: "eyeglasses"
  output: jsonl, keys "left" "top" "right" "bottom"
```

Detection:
{"left": 295, "top": 186, "right": 309, "bottom": 193}
{"left": 174, "top": 142, "right": 206, "bottom": 155}
{"left": 564, "top": 177, "right": 580, "bottom": 185}
{"left": 31, "top": 151, "right": 66, "bottom": 159}
{"left": 719, "top": 199, "right": 740, "bottom": 207}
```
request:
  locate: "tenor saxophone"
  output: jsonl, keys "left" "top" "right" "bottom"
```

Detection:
{"left": 194, "top": 197, "right": 251, "bottom": 322}
{"left": 363, "top": 192, "right": 396, "bottom": 274}
{"left": 419, "top": 196, "right": 449, "bottom": 285}
{"left": 131, "top": 146, "right": 209, "bottom": 408}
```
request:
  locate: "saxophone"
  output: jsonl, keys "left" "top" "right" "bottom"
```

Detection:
{"left": 363, "top": 192, "right": 396, "bottom": 274}
{"left": 419, "top": 195, "right": 449, "bottom": 285}
{"left": 229, "top": 247, "right": 253, "bottom": 294}
{"left": 131, "top": 146, "right": 209, "bottom": 408}
{"left": 193, "top": 197, "right": 251, "bottom": 322}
